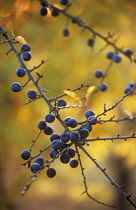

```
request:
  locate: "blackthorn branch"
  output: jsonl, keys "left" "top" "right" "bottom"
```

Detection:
{"left": 1, "top": 1, "right": 136, "bottom": 209}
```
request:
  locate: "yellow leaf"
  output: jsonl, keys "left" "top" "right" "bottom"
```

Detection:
{"left": 15, "top": 36, "right": 27, "bottom": 44}
{"left": 124, "top": 110, "right": 133, "bottom": 119}
{"left": 85, "top": 86, "right": 95, "bottom": 106}
{"left": 64, "top": 90, "right": 81, "bottom": 104}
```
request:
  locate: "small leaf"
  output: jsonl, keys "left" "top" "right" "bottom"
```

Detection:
{"left": 15, "top": 36, "right": 27, "bottom": 44}
{"left": 64, "top": 90, "right": 81, "bottom": 104}
{"left": 85, "top": 86, "right": 95, "bottom": 106}
{"left": 124, "top": 110, "right": 133, "bottom": 119}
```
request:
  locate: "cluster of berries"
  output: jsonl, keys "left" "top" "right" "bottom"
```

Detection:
{"left": 10, "top": 43, "right": 39, "bottom": 100}
{"left": 21, "top": 98, "right": 97, "bottom": 178}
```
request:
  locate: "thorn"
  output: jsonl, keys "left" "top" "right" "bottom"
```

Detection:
{"left": 126, "top": 192, "right": 133, "bottom": 198}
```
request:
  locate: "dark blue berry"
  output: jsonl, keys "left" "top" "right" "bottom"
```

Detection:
{"left": 41, "top": 0, "right": 48, "bottom": 6}
{"left": 39, "top": 6, "right": 48, "bottom": 16}
{"left": 124, "top": 48, "right": 133, "bottom": 56}
{"left": 128, "top": 82, "right": 135, "bottom": 88}
{"left": 50, "top": 149, "right": 59, "bottom": 158}
{"left": 70, "top": 131, "right": 79, "bottom": 141}
{"left": 38, "top": 120, "right": 46, "bottom": 130}
{"left": 11, "top": 82, "right": 21, "bottom": 92}
{"left": 58, "top": 99, "right": 67, "bottom": 107}
{"left": 62, "top": 28, "right": 69, "bottom": 37}
{"left": 21, "top": 44, "right": 31, "bottom": 52}
{"left": 83, "top": 124, "right": 92, "bottom": 132}
{"left": 16, "top": 68, "right": 26, "bottom": 77}
{"left": 21, "top": 150, "right": 31, "bottom": 160}
{"left": 87, "top": 38, "right": 95, "bottom": 47}
{"left": 35, "top": 157, "right": 44, "bottom": 166}
{"left": 106, "top": 51, "right": 114, "bottom": 59}
{"left": 85, "top": 110, "right": 95, "bottom": 118}
{"left": 44, "top": 125, "right": 53, "bottom": 135}
{"left": 45, "top": 113, "right": 55, "bottom": 123}
{"left": 64, "top": 117, "right": 72, "bottom": 126}
{"left": 94, "top": 70, "right": 103, "bottom": 78}
{"left": 61, "top": 142, "right": 69, "bottom": 149}
{"left": 98, "top": 83, "right": 108, "bottom": 91}
{"left": 67, "top": 148, "right": 76, "bottom": 158}
{"left": 50, "top": 134, "right": 60, "bottom": 142}
{"left": 60, "top": 0, "right": 69, "bottom": 5}
{"left": 27, "top": 90, "right": 37, "bottom": 99}
{"left": 112, "top": 54, "right": 122, "bottom": 63}
{"left": 46, "top": 168, "right": 56, "bottom": 178}
{"left": 51, "top": 8, "right": 59, "bottom": 17}
{"left": 22, "top": 51, "right": 32, "bottom": 61}
{"left": 60, "top": 133, "right": 70, "bottom": 142}
{"left": 124, "top": 86, "right": 132, "bottom": 94}
{"left": 30, "top": 163, "right": 40, "bottom": 173}
{"left": 60, "top": 153, "right": 70, "bottom": 164}
{"left": 79, "top": 128, "right": 89, "bottom": 138}
{"left": 70, "top": 159, "right": 78, "bottom": 168}
{"left": 69, "top": 118, "right": 78, "bottom": 128}
{"left": 88, "top": 116, "right": 97, "bottom": 125}
{"left": 52, "top": 139, "right": 62, "bottom": 150}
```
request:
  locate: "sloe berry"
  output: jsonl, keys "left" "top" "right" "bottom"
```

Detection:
{"left": 98, "top": 83, "right": 108, "bottom": 91}
{"left": 11, "top": 82, "right": 21, "bottom": 92}
{"left": 69, "top": 118, "right": 78, "bottom": 128}
{"left": 16, "top": 68, "right": 26, "bottom": 77}
{"left": 70, "top": 131, "right": 79, "bottom": 141}
{"left": 27, "top": 90, "right": 37, "bottom": 99}
{"left": 45, "top": 113, "right": 55, "bottom": 123}
{"left": 30, "top": 163, "right": 40, "bottom": 173}
{"left": 87, "top": 38, "right": 95, "bottom": 47}
{"left": 35, "top": 157, "right": 44, "bottom": 166}
{"left": 112, "top": 54, "right": 122, "bottom": 63}
{"left": 39, "top": 6, "right": 48, "bottom": 16}
{"left": 50, "top": 134, "right": 60, "bottom": 142}
{"left": 58, "top": 99, "right": 67, "bottom": 107}
{"left": 62, "top": 28, "right": 69, "bottom": 37}
{"left": 70, "top": 159, "right": 79, "bottom": 168}
{"left": 21, "top": 150, "right": 31, "bottom": 160}
{"left": 22, "top": 51, "right": 32, "bottom": 61}
{"left": 50, "top": 149, "right": 59, "bottom": 158}
{"left": 38, "top": 120, "right": 46, "bottom": 130}
{"left": 106, "top": 51, "right": 114, "bottom": 59}
{"left": 85, "top": 110, "right": 95, "bottom": 118}
{"left": 60, "top": 0, "right": 69, "bottom": 5}
{"left": 67, "top": 148, "right": 76, "bottom": 158}
{"left": 79, "top": 128, "right": 89, "bottom": 138}
{"left": 46, "top": 168, "right": 56, "bottom": 178}
{"left": 60, "top": 133, "right": 70, "bottom": 142}
{"left": 94, "top": 70, "right": 103, "bottom": 78}
{"left": 44, "top": 125, "right": 53, "bottom": 135}
{"left": 21, "top": 44, "right": 31, "bottom": 52}
{"left": 88, "top": 116, "right": 97, "bottom": 125}
{"left": 52, "top": 139, "right": 62, "bottom": 150}
{"left": 60, "top": 153, "right": 70, "bottom": 164}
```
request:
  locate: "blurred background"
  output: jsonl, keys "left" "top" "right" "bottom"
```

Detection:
{"left": 0, "top": 0, "right": 136, "bottom": 209}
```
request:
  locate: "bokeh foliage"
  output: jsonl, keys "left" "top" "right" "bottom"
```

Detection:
{"left": 0, "top": 0, "right": 136, "bottom": 209}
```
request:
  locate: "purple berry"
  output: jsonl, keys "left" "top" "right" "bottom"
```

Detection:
{"left": 21, "top": 44, "right": 31, "bottom": 52}
{"left": 70, "top": 159, "right": 79, "bottom": 168}
{"left": 21, "top": 150, "right": 31, "bottom": 160}
{"left": 11, "top": 82, "right": 21, "bottom": 92}
{"left": 46, "top": 168, "right": 56, "bottom": 178}
{"left": 38, "top": 120, "right": 46, "bottom": 130}
{"left": 45, "top": 113, "right": 55, "bottom": 123}
{"left": 27, "top": 90, "right": 37, "bottom": 99}
{"left": 30, "top": 163, "right": 40, "bottom": 173}
{"left": 16, "top": 68, "right": 26, "bottom": 77}
{"left": 22, "top": 51, "right": 32, "bottom": 61}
